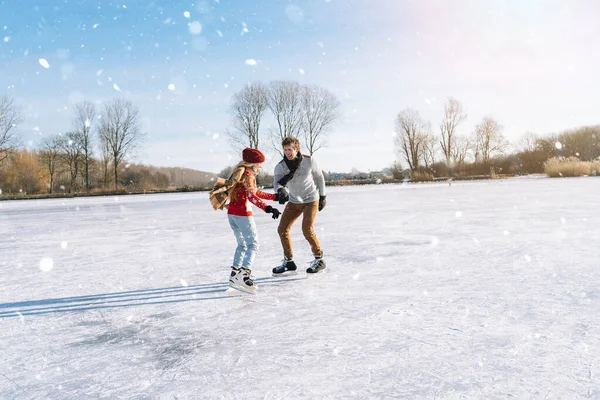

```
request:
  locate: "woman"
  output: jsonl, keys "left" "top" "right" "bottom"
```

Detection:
{"left": 226, "top": 148, "right": 281, "bottom": 293}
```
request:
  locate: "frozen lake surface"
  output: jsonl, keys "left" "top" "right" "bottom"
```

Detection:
{"left": 1, "top": 177, "right": 599, "bottom": 399}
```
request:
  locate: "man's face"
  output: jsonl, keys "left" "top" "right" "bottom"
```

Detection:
{"left": 283, "top": 145, "right": 298, "bottom": 160}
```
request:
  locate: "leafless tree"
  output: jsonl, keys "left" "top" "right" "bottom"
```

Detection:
{"left": 58, "top": 132, "right": 84, "bottom": 193}
{"left": 72, "top": 101, "right": 97, "bottom": 192}
{"left": 98, "top": 98, "right": 144, "bottom": 190}
{"left": 518, "top": 132, "right": 539, "bottom": 153}
{"left": 535, "top": 134, "right": 561, "bottom": 158}
{"left": 38, "top": 134, "right": 62, "bottom": 194}
{"left": 451, "top": 135, "right": 472, "bottom": 166}
{"left": 439, "top": 97, "right": 467, "bottom": 173}
{"left": 421, "top": 132, "right": 437, "bottom": 171}
{"left": 559, "top": 125, "right": 600, "bottom": 160}
{"left": 0, "top": 95, "right": 23, "bottom": 165}
{"left": 266, "top": 80, "right": 303, "bottom": 154}
{"left": 228, "top": 82, "right": 267, "bottom": 151}
{"left": 299, "top": 85, "right": 340, "bottom": 155}
{"left": 100, "top": 136, "right": 112, "bottom": 187}
{"left": 473, "top": 117, "right": 507, "bottom": 164}
{"left": 394, "top": 108, "right": 428, "bottom": 171}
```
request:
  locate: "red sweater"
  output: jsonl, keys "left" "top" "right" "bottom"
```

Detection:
{"left": 227, "top": 169, "right": 276, "bottom": 216}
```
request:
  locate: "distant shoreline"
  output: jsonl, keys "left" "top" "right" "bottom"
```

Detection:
{"left": 3, "top": 173, "right": 598, "bottom": 201}
{"left": 0, "top": 174, "right": 525, "bottom": 201}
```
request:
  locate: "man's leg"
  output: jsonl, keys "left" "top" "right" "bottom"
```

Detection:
{"left": 301, "top": 200, "right": 322, "bottom": 257}
{"left": 277, "top": 202, "right": 305, "bottom": 259}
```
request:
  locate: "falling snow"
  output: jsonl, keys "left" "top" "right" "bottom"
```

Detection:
{"left": 38, "top": 58, "right": 50, "bottom": 68}
{"left": 188, "top": 21, "right": 202, "bottom": 35}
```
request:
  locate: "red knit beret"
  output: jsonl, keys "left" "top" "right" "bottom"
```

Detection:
{"left": 242, "top": 148, "right": 265, "bottom": 163}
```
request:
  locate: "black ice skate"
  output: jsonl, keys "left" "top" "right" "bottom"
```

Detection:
{"left": 306, "top": 257, "right": 326, "bottom": 274}
{"left": 272, "top": 258, "right": 298, "bottom": 276}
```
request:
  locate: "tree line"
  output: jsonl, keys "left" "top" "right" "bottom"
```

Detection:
{"left": 3, "top": 88, "right": 598, "bottom": 196}
{"left": 2, "top": 80, "right": 341, "bottom": 196}
{"left": 394, "top": 97, "right": 600, "bottom": 179}
{"left": 0, "top": 95, "right": 152, "bottom": 195}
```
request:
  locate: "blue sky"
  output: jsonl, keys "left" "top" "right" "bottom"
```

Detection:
{"left": 1, "top": 0, "right": 600, "bottom": 173}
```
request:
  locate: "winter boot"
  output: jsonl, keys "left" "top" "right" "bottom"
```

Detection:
{"left": 272, "top": 257, "right": 298, "bottom": 276}
{"left": 306, "top": 256, "right": 326, "bottom": 274}
{"left": 229, "top": 267, "right": 256, "bottom": 293}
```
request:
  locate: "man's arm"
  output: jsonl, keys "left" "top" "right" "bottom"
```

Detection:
{"left": 311, "top": 158, "right": 326, "bottom": 196}
{"left": 273, "top": 163, "right": 284, "bottom": 191}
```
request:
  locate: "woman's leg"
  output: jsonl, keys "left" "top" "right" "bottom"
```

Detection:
{"left": 228, "top": 215, "right": 247, "bottom": 267}
{"left": 238, "top": 216, "right": 259, "bottom": 268}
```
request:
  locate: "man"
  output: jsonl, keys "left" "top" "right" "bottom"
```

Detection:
{"left": 272, "top": 136, "right": 327, "bottom": 275}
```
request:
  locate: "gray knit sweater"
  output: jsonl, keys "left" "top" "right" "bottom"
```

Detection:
{"left": 273, "top": 155, "right": 326, "bottom": 204}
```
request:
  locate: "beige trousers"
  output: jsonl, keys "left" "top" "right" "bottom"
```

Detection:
{"left": 277, "top": 200, "right": 322, "bottom": 259}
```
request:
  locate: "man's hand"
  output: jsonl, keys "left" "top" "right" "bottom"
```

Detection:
{"left": 276, "top": 187, "right": 289, "bottom": 205}
{"left": 265, "top": 206, "right": 281, "bottom": 220}
{"left": 318, "top": 195, "right": 326, "bottom": 211}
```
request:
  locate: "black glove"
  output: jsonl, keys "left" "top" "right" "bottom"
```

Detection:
{"left": 276, "top": 187, "right": 289, "bottom": 205}
{"left": 265, "top": 205, "right": 281, "bottom": 220}
{"left": 318, "top": 195, "right": 326, "bottom": 211}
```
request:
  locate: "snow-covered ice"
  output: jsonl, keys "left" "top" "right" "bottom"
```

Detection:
{"left": 0, "top": 177, "right": 598, "bottom": 398}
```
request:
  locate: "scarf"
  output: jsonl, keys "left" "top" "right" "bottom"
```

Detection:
{"left": 278, "top": 153, "right": 303, "bottom": 186}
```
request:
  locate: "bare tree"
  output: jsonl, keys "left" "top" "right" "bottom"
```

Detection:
{"left": 559, "top": 125, "right": 600, "bottom": 161}
{"left": 98, "top": 98, "right": 144, "bottom": 190}
{"left": 72, "top": 101, "right": 96, "bottom": 192}
{"left": 451, "top": 135, "right": 472, "bottom": 166}
{"left": 58, "top": 132, "right": 84, "bottom": 193}
{"left": 394, "top": 108, "right": 427, "bottom": 171}
{"left": 0, "top": 95, "right": 23, "bottom": 165}
{"left": 228, "top": 82, "right": 267, "bottom": 151}
{"left": 518, "top": 131, "right": 539, "bottom": 153}
{"left": 473, "top": 117, "right": 507, "bottom": 164}
{"left": 299, "top": 85, "right": 340, "bottom": 155}
{"left": 38, "top": 134, "right": 62, "bottom": 194}
{"left": 421, "top": 132, "right": 437, "bottom": 171}
{"left": 266, "top": 80, "right": 302, "bottom": 154}
{"left": 100, "top": 136, "right": 112, "bottom": 187}
{"left": 439, "top": 97, "right": 467, "bottom": 174}
{"left": 535, "top": 134, "right": 561, "bottom": 159}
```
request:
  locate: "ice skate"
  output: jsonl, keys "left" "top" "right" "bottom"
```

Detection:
{"left": 272, "top": 258, "right": 298, "bottom": 276}
{"left": 229, "top": 267, "right": 257, "bottom": 294}
{"left": 306, "top": 257, "right": 326, "bottom": 274}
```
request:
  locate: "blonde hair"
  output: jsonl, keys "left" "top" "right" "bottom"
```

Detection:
{"left": 229, "top": 161, "right": 260, "bottom": 202}
{"left": 234, "top": 160, "right": 260, "bottom": 175}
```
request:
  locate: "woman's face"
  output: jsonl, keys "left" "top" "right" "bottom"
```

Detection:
{"left": 283, "top": 145, "right": 298, "bottom": 160}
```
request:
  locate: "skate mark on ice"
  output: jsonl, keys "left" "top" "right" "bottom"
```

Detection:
{"left": 0, "top": 282, "right": 240, "bottom": 318}
{"left": 254, "top": 276, "right": 308, "bottom": 284}
{"left": 0, "top": 281, "right": 229, "bottom": 310}
{"left": 226, "top": 283, "right": 257, "bottom": 295}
